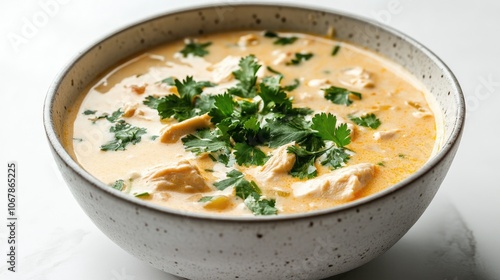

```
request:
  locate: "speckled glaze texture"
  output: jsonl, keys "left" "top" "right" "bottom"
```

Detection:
{"left": 44, "top": 3, "right": 465, "bottom": 280}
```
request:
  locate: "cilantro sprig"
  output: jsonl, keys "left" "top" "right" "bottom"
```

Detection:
{"left": 286, "top": 53, "right": 314, "bottom": 66}
{"left": 100, "top": 120, "right": 147, "bottom": 151}
{"left": 349, "top": 113, "right": 381, "bottom": 129}
{"left": 284, "top": 113, "right": 352, "bottom": 178}
{"left": 227, "top": 55, "right": 261, "bottom": 98}
{"left": 214, "top": 170, "right": 277, "bottom": 215}
{"left": 180, "top": 41, "right": 212, "bottom": 57}
{"left": 323, "top": 86, "right": 362, "bottom": 106}
{"left": 264, "top": 31, "right": 298, "bottom": 45}
{"left": 144, "top": 76, "right": 215, "bottom": 121}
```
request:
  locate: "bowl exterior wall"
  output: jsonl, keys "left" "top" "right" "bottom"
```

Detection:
{"left": 45, "top": 4, "right": 465, "bottom": 279}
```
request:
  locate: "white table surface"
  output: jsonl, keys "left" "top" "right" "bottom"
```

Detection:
{"left": 1, "top": 0, "right": 498, "bottom": 279}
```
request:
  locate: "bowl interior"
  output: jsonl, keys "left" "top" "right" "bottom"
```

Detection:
{"left": 44, "top": 3, "right": 465, "bottom": 219}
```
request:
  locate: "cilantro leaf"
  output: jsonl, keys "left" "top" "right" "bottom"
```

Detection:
{"left": 264, "top": 31, "right": 298, "bottom": 45}
{"left": 151, "top": 76, "right": 213, "bottom": 121}
{"left": 331, "top": 44, "right": 341, "bottom": 56}
{"left": 266, "top": 66, "right": 282, "bottom": 75}
{"left": 323, "top": 86, "right": 362, "bottom": 106}
{"left": 287, "top": 145, "right": 325, "bottom": 179}
{"left": 181, "top": 128, "right": 230, "bottom": 155}
{"left": 180, "top": 41, "right": 212, "bottom": 57}
{"left": 198, "top": 196, "right": 214, "bottom": 202}
{"left": 110, "top": 179, "right": 125, "bottom": 191}
{"left": 228, "top": 55, "right": 261, "bottom": 98}
{"left": 286, "top": 53, "right": 314, "bottom": 66}
{"left": 143, "top": 95, "right": 161, "bottom": 109}
{"left": 83, "top": 109, "right": 96, "bottom": 115}
{"left": 311, "top": 113, "right": 352, "bottom": 147}
{"left": 161, "top": 77, "right": 176, "bottom": 85}
{"left": 259, "top": 76, "right": 293, "bottom": 114}
{"left": 266, "top": 117, "right": 314, "bottom": 148}
{"left": 244, "top": 193, "right": 277, "bottom": 215}
{"left": 208, "top": 93, "right": 234, "bottom": 124}
{"left": 213, "top": 169, "right": 244, "bottom": 190}
{"left": 213, "top": 170, "right": 277, "bottom": 215}
{"left": 234, "top": 142, "right": 268, "bottom": 166}
{"left": 89, "top": 108, "right": 123, "bottom": 123}
{"left": 349, "top": 113, "right": 381, "bottom": 129}
{"left": 101, "top": 120, "right": 146, "bottom": 151}
{"left": 283, "top": 79, "right": 300, "bottom": 92}
{"left": 321, "top": 147, "right": 350, "bottom": 169}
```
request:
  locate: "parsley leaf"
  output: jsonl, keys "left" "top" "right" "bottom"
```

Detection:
{"left": 213, "top": 169, "right": 244, "bottom": 190}
{"left": 110, "top": 179, "right": 125, "bottom": 191}
{"left": 234, "top": 142, "right": 268, "bottom": 166}
{"left": 143, "top": 95, "right": 161, "bottom": 109}
{"left": 321, "top": 147, "right": 350, "bottom": 169}
{"left": 161, "top": 77, "right": 176, "bottom": 86}
{"left": 208, "top": 93, "right": 234, "bottom": 124}
{"left": 264, "top": 31, "right": 298, "bottom": 45}
{"left": 323, "top": 86, "right": 362, "bottom": 106}
{"left": 266, "top": 117, "right": 314, "bottom": 148}
{"left": 180, "top": 41, "right": 212, "bottom": 57}
{"left": 198, "top": 196, "right": 214, "bottom": 202}
{"left": 83, "top": 109, "right": 96, "bottom": 115}
{"left": 228, "top": 55, "right": 261, "bottom": 98}
{"left": 287, "top": 145, "right": 324, "bottom": 179}
{"left": 100, "top": 120, "right": 147, "bottom": 151}
{"left": 331, "top": 44, "right": 341, "bottom": 56}
{"left": 148, "top": 76, "right": 213, "bottom": 121}
{"left": 286, "top": 52, "right": 314, "bottom": 66}
{"left": 181, "top": 128, "right": 230, "bottom": 155}
{"left": 259, "top": 76, "right": 293, "bottom": 114}
{"left": 349, "top": 113, "right": 381, "bottom": 129}
{"left": 213, "top": 170, "right": 277, "bottom": 215}
{"left": 244, "top": 193, "right": 277, "bottom": 215}
{"left": 311, "top": 113, "right": 351, "bottom": 147}
{"left": 283, "top": 79, "right": 300, "bottom": 92}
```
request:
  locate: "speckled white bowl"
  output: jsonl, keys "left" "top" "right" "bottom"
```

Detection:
{"left": 44, "top": 3, "right": 465, "bottom": 279}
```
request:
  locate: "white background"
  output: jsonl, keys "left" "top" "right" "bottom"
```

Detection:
{"left": 1, "top": 0, "right": 499, "bottom": 279}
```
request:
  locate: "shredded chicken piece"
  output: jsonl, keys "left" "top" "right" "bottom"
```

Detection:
{"left": 338, "top": 67, "right": 374, "bottom": 89}
{"left": 146, "top": 160, "right": 211, "bottom": 193}
{"left": 122, "top": 103, "right": 139, "bottom": 118}
{"left": 261, "top": 143, "right": 296, "bottom": 182}
{"left": 210, "top": 55, "right": 241, "bottom": 83}
{"left": 292, "top": 163, "right": 375, "bottom": 200}
{"left": 130, "top": 85, "right": 146, "bottom": 94}
{"left": 238, "top": 34, "right": 259, "bottom": 48}
{"left": 308, "top": 79, "right": 331, "bottom": 87}
{"left": 373, "top": 129, "right": 399, "bottom": 141}
{"left": 160, "top": 114, "right": 212, "bottom": 143}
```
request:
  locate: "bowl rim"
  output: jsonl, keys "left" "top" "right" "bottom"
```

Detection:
{"left": 43, "top": 1, "right": 466, "bottom": 223}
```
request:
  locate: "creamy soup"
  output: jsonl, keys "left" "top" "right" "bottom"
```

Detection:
{"left": 64, "top": 30, "right": 439, "bottom": 216}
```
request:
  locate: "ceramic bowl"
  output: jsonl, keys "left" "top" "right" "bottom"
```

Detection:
{"left": 43, "top": 3, "right": 465, "bottom": 279}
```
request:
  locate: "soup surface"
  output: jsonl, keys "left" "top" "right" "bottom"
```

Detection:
{"left": 65, "top": 30, "right": 438, "bottom": 216}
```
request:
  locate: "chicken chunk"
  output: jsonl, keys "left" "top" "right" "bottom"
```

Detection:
{"left": 146, "top": 160, "right": 211, "bottom": 193}
{"left": 238, "top": 34, "right": 259, "bottom": 48}
{"left": 338, "top": 67, "right": 374, "bottom": 89}
{"left": 373, "top": 129, "right": 399, "bottom": 141}
{"left": 260, "top": 143, "right": 296, "bottom": 182}
{"left": 292, "top": 163, "right": 375, "bottom": 200}
{"left": 160, "top": 114, "right": 212, "bottom": 143}
{"left": 210, "top": 55, "right": 241, "bottom": 83}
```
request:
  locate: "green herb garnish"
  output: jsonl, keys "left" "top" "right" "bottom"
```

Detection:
{"left": 110, "top": 179, "right": 125, "bottom": 191}
{"left": 332, "top": 44, "right": 341, "bottom": 56}
{"left": 100, "top": 120, "right": 147, "bottom": 151}
{"left": 264, "top": 31, "right": 298, "bottom": 45}
{"left": 323, "top": 86, "right": 362, "bottom": 106}
{"left": 287, "top": 53, "right": 314, "bottom": 66}
{"left": 180, "top": 41, "right": 212, "bottom": 57}
{"left": 349, "top": 113, "right": 381, "bottom": 129}
{"left": 214, "top": 170, "right": 277, "bottom": 215}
